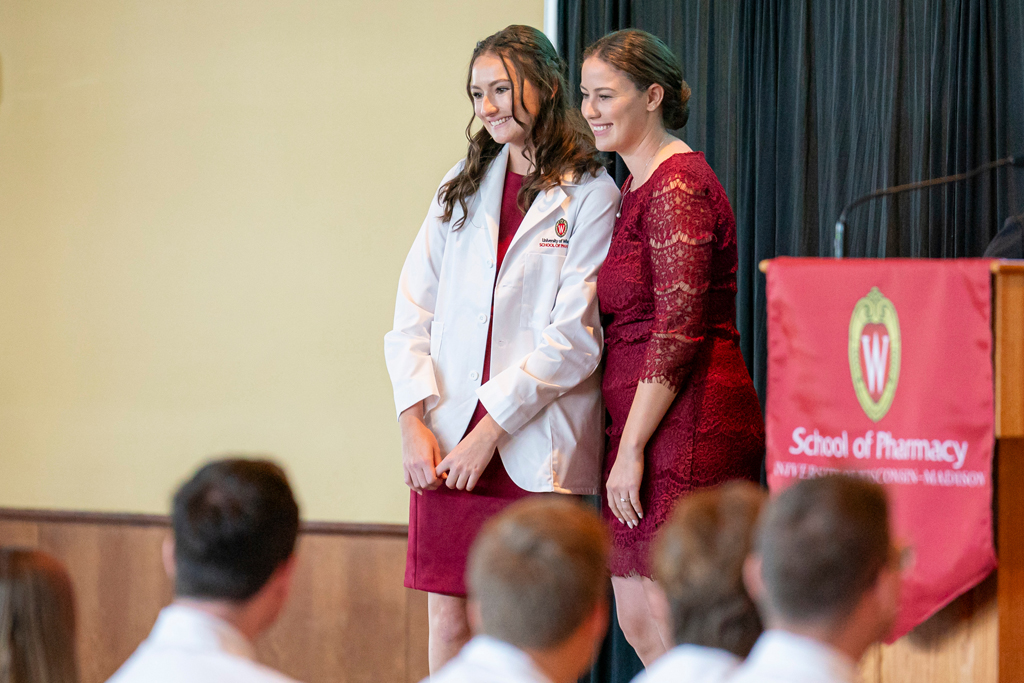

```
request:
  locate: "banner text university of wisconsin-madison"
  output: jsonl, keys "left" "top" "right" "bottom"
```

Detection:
{"left": 765, "top": 258, "right": 996, "bottom": 640}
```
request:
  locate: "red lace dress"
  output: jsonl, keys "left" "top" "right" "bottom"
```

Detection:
{"left": 597, "top": 152, "right": 764, "bottom": 577}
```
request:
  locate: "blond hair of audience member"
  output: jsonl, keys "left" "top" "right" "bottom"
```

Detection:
{"left": 429, "top": 497, "right": 609, "bottom": 683}
{"left": 737, "top": 475, "right": 901, "bottom": 682}
{"left": 0, "top": 548, "right": 79, "bottom": 683}
{"left": 656, "top": 481, "right": 765, "bottom": 649}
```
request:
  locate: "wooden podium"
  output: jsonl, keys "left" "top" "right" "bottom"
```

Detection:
{"left": 993, "top": 261, "right": 1023, "bottom": 683}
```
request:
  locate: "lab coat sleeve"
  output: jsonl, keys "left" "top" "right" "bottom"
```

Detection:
{"left": 477, "top": 176, "right": 619, "bottom": 434}
{"left": 383, "top": 162, "right": 463, "bottom": 418}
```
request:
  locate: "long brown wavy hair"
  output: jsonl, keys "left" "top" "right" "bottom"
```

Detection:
{"left": 440, "top": 25, "right": 604, "bottom": 228}
{"left": 0, "top": 548, "right": 79, "bottom": 683}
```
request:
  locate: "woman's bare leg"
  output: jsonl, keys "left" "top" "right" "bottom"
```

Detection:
{"left": 611, "top": 575, "right": 671, "bottom": 666}
{"left": 427, "top": 592, "right": 472, "bottom": 673}
{"left": 641, "top": 578, "right": 674, "bottom": 650}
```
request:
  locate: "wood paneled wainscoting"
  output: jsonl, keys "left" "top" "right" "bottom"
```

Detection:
{"left": 0, "top": 509, "right": 429, "bottom": 683}
{"left": 861, "top": 576, "right": 996, "bottom": 683}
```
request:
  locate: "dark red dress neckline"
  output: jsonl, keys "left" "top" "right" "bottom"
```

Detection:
{"left": 621, "top": 151, "right": 703, "bottom": 197}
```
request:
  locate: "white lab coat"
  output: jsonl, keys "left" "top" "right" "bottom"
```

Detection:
{"left": 728, "top": 631, "right": 860, "bottom": 683}
{"left": 384, "top": 145, "right": 619, "bottom": 493}
{"left": 106, "top": 604, "right": 300, "bottom": 683}
{"left": 633, "top": 644, "right": 740, "bottom": 683}
{"left": 426, "top": 636, "right": 553, "bottom": 683}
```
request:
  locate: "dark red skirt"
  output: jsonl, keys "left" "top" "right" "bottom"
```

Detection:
{"left": 405, "top": 450, "right": 533, "bottom": 597}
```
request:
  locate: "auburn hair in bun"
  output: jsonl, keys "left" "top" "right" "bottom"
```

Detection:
{"left": 585, "top": 29, "right": 691, "bottom": 130}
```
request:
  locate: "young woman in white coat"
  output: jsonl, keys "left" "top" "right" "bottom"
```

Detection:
{"left": 384, "top": 25, "right": 619, "bottom": 672}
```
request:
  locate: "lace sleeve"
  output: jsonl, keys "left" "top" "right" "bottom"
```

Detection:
{"left": 639, "top": 168, "right": 716, "bottom": 390}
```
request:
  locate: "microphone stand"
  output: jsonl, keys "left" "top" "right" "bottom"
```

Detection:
{"left": 833, "top": 155, "right": 1024, "bottom": 258}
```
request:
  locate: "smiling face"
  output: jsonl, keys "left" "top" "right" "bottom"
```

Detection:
{"left": 470, "top": 52, "right": 539, "bottom": 151}
{"left": 580, "top": 56, "right": 653, "bottom": 153}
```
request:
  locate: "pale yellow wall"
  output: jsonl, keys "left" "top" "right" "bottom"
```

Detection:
{"left": 0, "top": 0, "right": 544, "bottom": 523}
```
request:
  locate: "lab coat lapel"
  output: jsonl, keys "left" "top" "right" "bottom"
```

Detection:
{"left": 505, "top": 183, "right": 568, "bottom": 254}
{"left": 468, "top": 145, "right": 510, "bottom": 258}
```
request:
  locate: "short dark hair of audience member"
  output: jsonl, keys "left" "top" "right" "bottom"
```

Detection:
{"left": 583, "top": 29, "right": 692, "bottom": 130}
{"left": 748, "top": 475, "right": 899, "bottom": 641}
{"left": 467, "top": 498, "right": 609, "bottom": 676}
{"left": 171, "top": 458, "right": 300, "bottom": 601}
{"left": 653, "top": 481, "right": 766, "bottom": 657}
{"left": 0, "top": 548, "right": 79, "bottom": 683}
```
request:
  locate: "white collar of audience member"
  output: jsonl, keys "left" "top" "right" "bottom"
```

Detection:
{"left": 735, "top": 630, "right": 859, "bottom": 683}
{"left": 153, "top": 603, "right": 256, "bottom": 660}
{"left": 633, "top": 643, "right": 741, "bottom": 683}
{"left": 430, "top": 635, "right": 554, "bottom": 683}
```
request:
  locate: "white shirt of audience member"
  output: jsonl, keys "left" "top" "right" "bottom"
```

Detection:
{"left": 728, "top": 630, "right": 859, "bottom": 683}
{"left": 427, "top": 635, "right": 553, "bottom": 683}
{"left": 106, "top": 603, "right": 300, "bottom": 683}
{"left": 631, "top": 644, "right": 740, "bottom": 683}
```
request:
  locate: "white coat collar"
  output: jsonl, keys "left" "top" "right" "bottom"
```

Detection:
{"left": 636, "top": 644, "right": 740, "bottom": 683}
{"left": 437, "top": 636, "right": 553, "bottom": 683}
{"left": 148, "top": 602, "right": 256, "bottom": 661}
{"left": 739, "top": 630, "right": 860, "bottom": 683}
{"left": 454, "top": 145, "right": 570, "bottom": 258}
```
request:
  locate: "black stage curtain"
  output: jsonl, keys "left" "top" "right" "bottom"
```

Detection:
{"left": 562, "top": 2, "right": 1024, "bottom": 682}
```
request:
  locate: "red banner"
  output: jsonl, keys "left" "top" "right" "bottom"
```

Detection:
{"left": 766, "top": 258, "right": 996, "bottom": 640}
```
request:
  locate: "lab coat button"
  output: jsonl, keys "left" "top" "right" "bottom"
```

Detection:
{"left": 469, "top": 371, "right": 479, "bottom": 381}
{"left": 478, "top": 313, "right": 488, "bottom": 323}
{"left": 487, "top": 258, "right": 494, "bottom": 268}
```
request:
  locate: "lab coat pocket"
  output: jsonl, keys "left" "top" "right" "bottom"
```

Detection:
{"left": 520, "top": 252, "right": 566, "bottom": 329}
{"left": 429, "top": 321, "right": 444, "bottom": 358}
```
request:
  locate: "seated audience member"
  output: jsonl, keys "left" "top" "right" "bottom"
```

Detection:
{"left": 108, "top": 458, "right": 302, "bottom": 683}
{"left": 734, "top": 475, "right": 901, "bottom": 683}
{"left": 634, "top": 481, "right": 766, "bottom": 683}
{"left": 0, "top": 548, "right": 79, "bottom": 683}
{"left": 430, "top": 497, "right": 609, "bottom": 683}
{"left": 983, "top": 212, "right": 1024, "bottom": 259}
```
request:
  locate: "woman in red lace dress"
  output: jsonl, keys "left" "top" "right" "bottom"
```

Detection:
{"left": 581, "top": 30, "right": 765, "bottom": 665}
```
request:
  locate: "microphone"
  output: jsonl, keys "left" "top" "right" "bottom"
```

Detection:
{"left": 833, "top": 154, "right": 1024, "bottom": 257}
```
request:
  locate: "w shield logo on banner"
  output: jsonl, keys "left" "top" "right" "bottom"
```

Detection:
{"left": 849, "top": 287, "right": 901, "bottom": 422}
